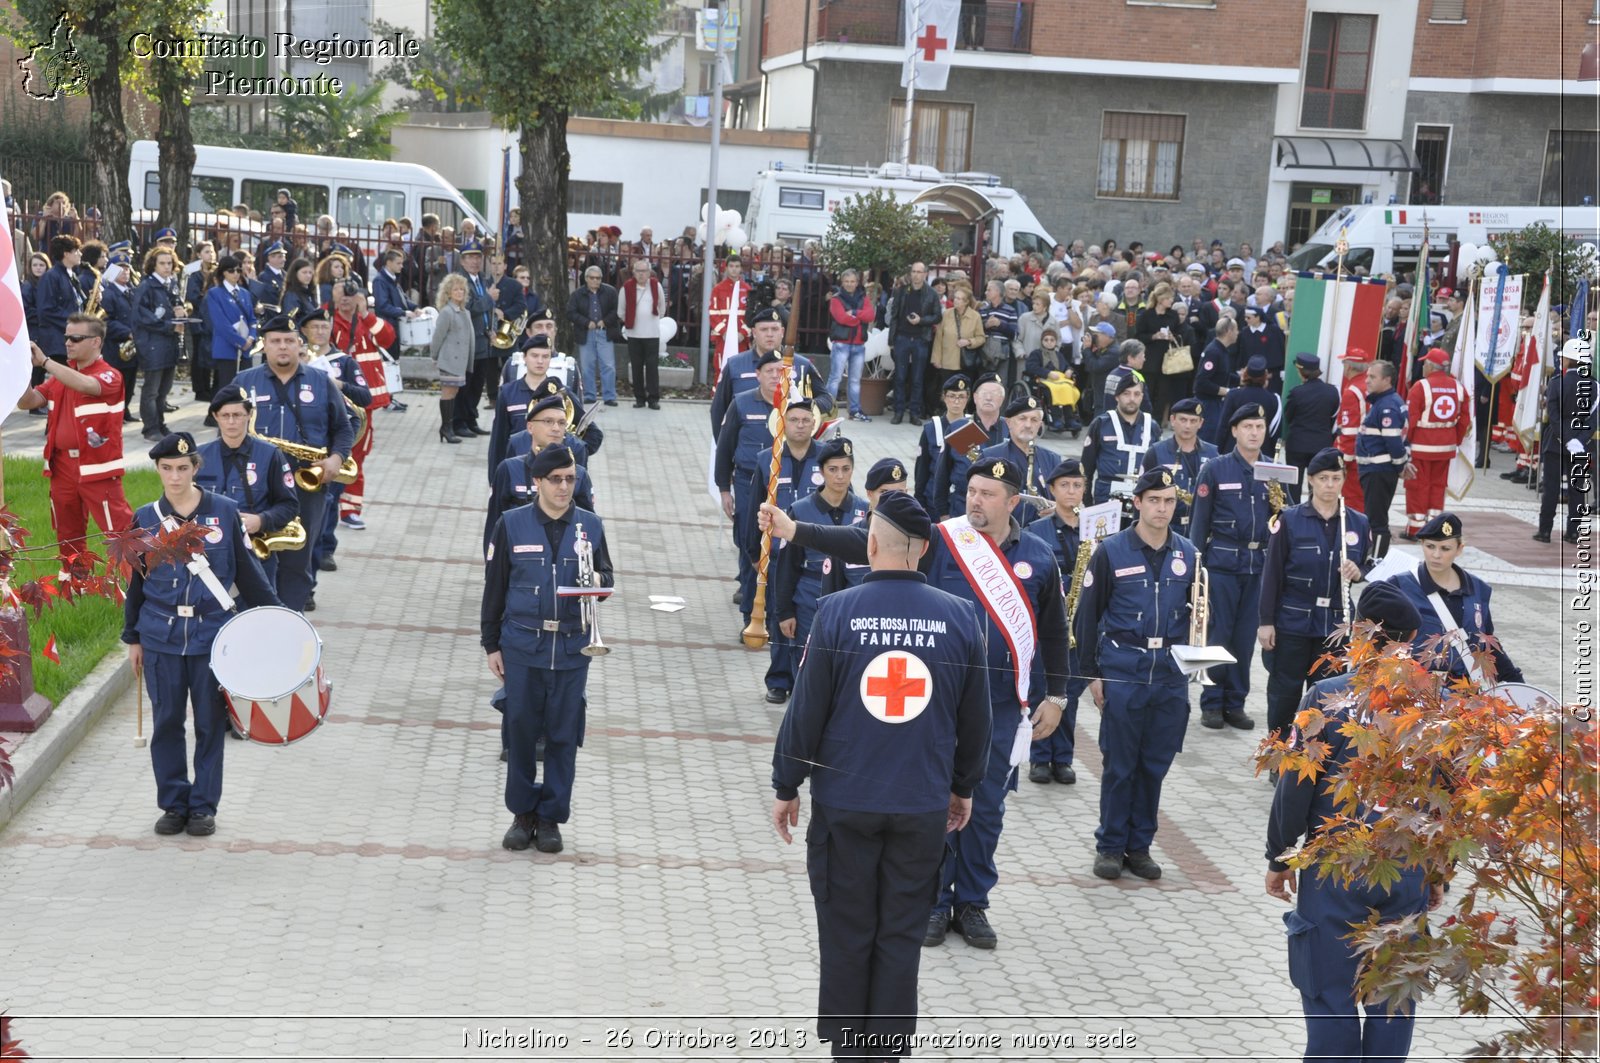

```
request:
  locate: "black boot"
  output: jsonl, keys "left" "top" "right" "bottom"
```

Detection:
{"left": 438, "top": 397, "right": 461, "bottom": 444}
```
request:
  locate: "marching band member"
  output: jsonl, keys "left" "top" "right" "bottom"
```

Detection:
{"left": 482, "top": 444, "right": 614, "bottom": 855}
{"left": 250, "top": 241, "right": 289, "bottom": 309}
{"left": 204, "top": 253, "right": 257, "bottom": 395}
{"left": 488, "top": 336, "right": 592, "bottom": 478}
{"left": 976, "top": 395, "right": 1061, "bottom": 528}
{"left": 196, "top": 385, "right": 299, "bottom": 588}
{"left": 98, "top": 243, "right": 140, "bottom": 425}
{"left": 1074, "top": 466, "right": 1197, "bottom": 881}
{"left": 486, "top": 393, "right": 596, "bottom": 550}
{"left": 1389, "top": 513, "right": 1523, "bottom": 685}
{"left": 233, "top": 313, "right": 355, "bottom": 613}
{"left": 1193, "top": 317, "right": 1237, "bottom": 446}
{"left": 1333, "top": 346, "right": 1374, "bottom": 514}
{"left": 330, "top": 282, "right": 396, "bottom": 530}
{"left": 1400, "top": 347, "right": 1470, "bottom": 540}
{"left": 914, "top": 374, "right": 972, "bottom": 511}
{"left": 1082, "top": 374, "right": 1157, "bottom": 506}
{"left": 35, "top": 235, "right": 87, "bottom": 374}
{"left": 1188, "top": 403, "right": 1274, "bottom": 731}
{"left": 1281, "top": 353, "right": 1340, "bottom": 502}
{"left": 298, "top": 308, "right": 371, "bottom": 580}
{"left": 133, "top": 245, "right": 184, "bottom": 439}
{"left": 864, "top": 458, "right": 912, "bottom": 509}
{"left": 186, "top": 242, "right": 216, "bottom": 402}
{"left": 751, "top": 401, "right": 825, "bottom": 704}
{"left": 1023, "top": 458, "right": 1089, "bottom": 785}
{"left": 715, "top": 350, "right": 787, "bottom": 619}
{"left": 761, "top": 457, "right": 1068, "bottom": 951}
{"left": 929, "top": 373, "right": 1008, "bottom": 519}
{"left": 1533, "top": 338, "right": 1595, "bottom": 544}
{"left": 1142, "top": 396, "right": 1217, "bottom": 538}
{"left": 707, "top": 307, "right": 825, "bottom": 439}
{"left": 1256, "top": 447, "right": 1369, "bottom": 743}
{"left": 123, "top": 432, "right": 282, "bottom": 838}
{"left": 1355, "top": 361, "right": 1412, "bottom": 562}
{"left": 500, "top": 307, "right": 557, "bottom": 386}
{"left": 708, "top": 253, "right": 751, "bottom": 382}
{"left": 1219, "top": 355, "right": 1283, "bottom": 458}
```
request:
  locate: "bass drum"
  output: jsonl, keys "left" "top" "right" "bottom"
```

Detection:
{"left": 211, "top": 606, "right": 332, "bottom": 745}
{"left": 1485, "top": 682, "right": 1562, "bottom": 716}
{"left": 398, "top": 306, "right": 438, "bottom": 350}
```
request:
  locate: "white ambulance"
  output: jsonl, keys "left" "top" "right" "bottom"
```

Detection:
{"left": 745, "top": 162, "right": 1058, "bottom": 259}
{"left": 1288, "top": 204, "right": 1598, "bottom": 278}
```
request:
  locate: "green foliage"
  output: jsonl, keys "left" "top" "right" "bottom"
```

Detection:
{"left": 576, "top": 30, "right": 681, "bottom": 123}
{"left": 819, "top": 189, "right": 951, "bottom": 284}
{"left": 370, "top": 17, "right": 484, "bottom": 113}
{"left": 1487, "top": 222, "right": 1599, "bottom": 314}
{"left": 273, "top": 81, "right": 405, "bottom": 160}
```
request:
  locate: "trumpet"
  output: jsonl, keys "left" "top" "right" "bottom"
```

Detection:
{"left": 574, "top": 521, "right": 610, "bottom": 657}
{"left": 1189, "top": 565, "right": 1214, "bottom": 686}
{"left": 250, "top": 517, "right": 307, "bottom": 560}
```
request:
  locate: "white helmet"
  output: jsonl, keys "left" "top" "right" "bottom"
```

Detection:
{"left": 1560, "top": 336, "right": 1593, "bottom": 364}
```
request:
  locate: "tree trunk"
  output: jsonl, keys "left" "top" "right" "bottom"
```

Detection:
{"left": 517, "top": 111, "right": 573, "bottom": 354}
{"left": 155, "top": 44, "right": 196, "bottom": 256}
{"left": 85, "top": 6, "right": 130, "bottom": 243}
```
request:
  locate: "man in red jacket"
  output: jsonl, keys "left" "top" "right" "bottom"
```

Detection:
{"left": 620, "top": 257, "right": 665, "bottom": 409}
{"left": 1333, "top": 345, "right": 1373, "bottom": 513}
{"left": 330, "top": 283, "right": 395, "bottom": 530}
{"left": 1401, "top": 347, "right": 1471, "bottom": 539}
{"left": 16, "top": 314, "right": 134, "bottom": 572}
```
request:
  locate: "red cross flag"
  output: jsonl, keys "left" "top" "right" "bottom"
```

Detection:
{"left": 859, "top": 650, "right": 933, "bottom": 724}
{"left": 902, "top": 0, "right": 959, "bottom": 93}
{"left": 0, "top": 190, "right": 37, "bottom": 414}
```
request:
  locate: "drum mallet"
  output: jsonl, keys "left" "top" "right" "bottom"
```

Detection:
{"left": 134, "top": 664, "right": 146, "bottom": 748}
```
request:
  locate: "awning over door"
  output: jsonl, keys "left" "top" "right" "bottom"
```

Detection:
{"left": 1273, "top": 136, "right": 1420, "bottom": 173}
{"left": 909, "top": 183, "right": 1000, "bottom": 221}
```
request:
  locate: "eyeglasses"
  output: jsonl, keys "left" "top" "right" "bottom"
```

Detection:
{"left": 541, "top": 474, "right": 577, "bottom": 485}
{"left": 63, "top": 334, "right": 94, "bottom": 343}
{"left": 530, "top": 417, "right": 567, "bottom": 427}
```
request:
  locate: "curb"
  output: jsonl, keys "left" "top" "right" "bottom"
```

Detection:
{"left": 0, "top": 654, "right": 134, "bottom": 833}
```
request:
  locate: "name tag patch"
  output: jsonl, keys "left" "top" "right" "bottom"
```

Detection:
{"left": 1220, "top": 482, "right": 1242, "bottom": 490}
{"left": 513, "top": 544, "right": 543, "bottom": 554}
{"left": 1114, "top": 565, "right": 1144, "bottom": 578}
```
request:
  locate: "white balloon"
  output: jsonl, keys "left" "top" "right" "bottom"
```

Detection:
{"left": 864, "top": 327, "right": 890, "bottom": 359}
{"left": 701, "top": 202, "right": 715, "bottom": 223}
{"left": 696, "top": 222, "right": 708, "bottom": 243}
{"left": 659, "top": 317, "right": 677, "bottom": 345}
{"left": 728, "top": 227, "right": 749, "bottom": 247}
{"left": 1455, "top": 241, "right": 1477, "bottom": 281}
{"left": 1477, "top": 244, "right": 1498, "bottom": 263}
{"left": 717, "top": 208, "right": 741, "bottom": 229}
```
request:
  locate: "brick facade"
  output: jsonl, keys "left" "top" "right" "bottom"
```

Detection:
{"left": 1411, "top": 0, "right": 1596, "bottom": 79}
{"left": 1405, "top": 90, "right": 1595, "bottom": 204}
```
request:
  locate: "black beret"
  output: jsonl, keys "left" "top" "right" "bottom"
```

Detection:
{"left": 942, "top": 373, "right": 971, "bottom": 393}
{"left": 258, "top": 312, "right": 298, "bottom": 335}
{"left": 1002, "top": 394, "right": 1042, "bottom": 418}
{"left": 865, "top": 458, "right": 908, "bottom": 491}
{"left": 1230, "top": 402, "right": 1268, "bottom": 426}
{"left": 1046, "top": 458, "right": 1084, "bottom": 482}
{"left": 750, "top": 307, "right": 784, "bottom": 326}
{"left": 148, "top": 432, "right": 197, "bottom": 460}
{"left": 969, "top": 456, "right": 1023, "bottom": 492}
{"left": 785, "top": 397, "right": 816, "bottom": 415}
{"left": 1133, "top": 467, "right": 1177, "bottom": 495}
{"left": 972, "top": 372, "right": 1003, "bottom": 391}
{"left": 528, "top": 393, "right": 566, "bottom": 420}
{"left": 755, "top": 350, "right": 782, "bottom": 369}
{"left": 528, "top": 445, "right": 577, "bottom": 478}
{"left": 1305, "top": 447, "right": 1345, "bottom": 477}
{"left": 1357, "top": 580, "right": 1423, "bottom": 641}
{"left": 297, "top": 306, "right": 329, "bottom": 327}
{"left": 1169, "top": 397, "right": 1202, "bottom": 416}
{"left": 528, "top": 334, "right": 551, "bottom": 350}
{"left": 208, "top": 385, "right": 252, "bottom": 415}
{"left": 1293, "top": 351, "right": 1320, "bottom": 369}
{"left": 531, "top": 378, "right": 562, "bottom": 399}
{"left": 531, "top": 306, "right": 556, "bottom": 322}
{"left": 1416, "top": 512, "right": 1463, "bottom": 540}
{"left": 872, "top": 491, "right": 931, "bottom": 540}
{"left": 1113, "top": 372, "right": 1144, "bottom": 396}
{"left": 816, "top": 437, "right": 853, "bottom": 466}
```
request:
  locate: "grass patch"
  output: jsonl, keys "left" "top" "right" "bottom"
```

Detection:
{"left": 4, "top": 457, "right": 161, "bottom": 705}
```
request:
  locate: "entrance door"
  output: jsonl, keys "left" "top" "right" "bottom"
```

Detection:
{"left": 1287, "top": 182, "right": 1362, "bottom": 248}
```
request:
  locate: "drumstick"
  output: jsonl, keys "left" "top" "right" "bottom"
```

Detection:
{"left": 134, "top": 664, "right": 146, "bottom": 748}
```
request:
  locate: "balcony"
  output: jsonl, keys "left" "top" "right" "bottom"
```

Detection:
{"left": 816, "top": 0, "right": 1034, "bottom": 55}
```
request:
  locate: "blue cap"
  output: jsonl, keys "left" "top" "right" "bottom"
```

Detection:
{"left": 1245, "top": 354, "right": 1268, "bottom": 375}
{"left": 942, "top": 374, "right": 971, "bottom": 393}
{"left": 816, "top": 437, "right": 853, "bottom": 466}
{"left": 750, "top": 306, "right": 784, "bottom": 326}
{"left": 1132, "top": 466, "right": 1177, "bottom": 496}
{"left": 872, "top": 492, "right": 931, "bottom": 540}
{"left": 147, "top": 432, "right": 197, "bottom": 460}
{"left": 1356, "top": 580, "right": 1423, "bottom": 642}
{"left": 973, "top": 372, "right": 1003, "bottom": 391}
{"left": 1416, "top": 512, "right": 1463, "bottom": 541}
{"left": 263, "top": 241, "right": 287, "bottom": 257}
{"left": 1293, "top": 352, "right": 1319, "bottom": 369}
{"left": 1229, "top": 402, "right": 1268, "bottom": 427}
{"left": 297, "top": 306, "right": 329, "bottom": 327}
{"left": 208, "top": 385, "right": 252, "bottom": 415}
{"left": 1306, "top": 447, "right": 1344, "bottom": 477}
{"left": 969, "top": 456, "right": 1023, "bottom": 492}
{"left": 865, "top": 458, "right": 907, "bottom": 491}
{"left": 153, "top": 227, "right": 177, "bottom": 242}
{"left": 1002, "top": 394, "right": 1041, "bottom": 418}
{"left": 258, "top": 311, "right": 297, "bottom": 335}
{"left": 528, "top": 393, "right": 565, "bottom": 420}
{"left": 1046, "top": 458, "right": 1084, "bottom": 482}
{"left": 1169, "top": 397, "right": 1202, "bottom": 416}
{"left": 1091, "top": 322, "right": 1116, "bottom": 338}
{"left": 459, "top": 238, "right": 484, "bottom": 254}
{"left": 755, "top": 350, "right": 782, "bottom": 369}
{"left": 528, "top": 445, "right": 577, "bottom": 479}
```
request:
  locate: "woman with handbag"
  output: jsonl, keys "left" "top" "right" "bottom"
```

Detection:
{"left": 931, "top": 283, "right": 982, "bottom": 401}
{"left": 429, "top": 274, "right": 474, "bottom": 444}
{"left": 1135, "top": 282, "right": 1192, "bottom": 424}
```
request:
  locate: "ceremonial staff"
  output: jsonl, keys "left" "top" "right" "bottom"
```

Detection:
{"left": 742, "top": 281, "right": 802, "bottom": 650}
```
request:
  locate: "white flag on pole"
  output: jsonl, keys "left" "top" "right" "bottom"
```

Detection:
{"left": 902, "top": 0, "right": 960, "bottom": 92}
{"left": 1512, "top": 272, "right": 1551, "bottom": 452}
{"left": 0, "top": 193, "right": 36, "bottom": 415}
{"left": 1447, "top": 282, "right": 1478, "bottom": 500}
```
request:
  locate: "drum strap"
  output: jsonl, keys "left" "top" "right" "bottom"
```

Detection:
{"left": 1424, "top": 586, "right": 1486, "bottom": 689}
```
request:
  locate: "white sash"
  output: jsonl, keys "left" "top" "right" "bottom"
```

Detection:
{"left": 1421, "top": 567, "right": 1486, "bottom": 688}
{"left": 936, "top": 516, "right": 1038, "bottom": 767}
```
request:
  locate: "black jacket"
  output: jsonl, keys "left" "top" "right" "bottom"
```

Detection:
{"left": 1282, "top": 378, "right": 1340, "bottom": 456}
{"left": 566, "top": 283, "right": 623, "bottom": 343}
{"left": 889, "top": 283, "right": 943, "bottom": 342}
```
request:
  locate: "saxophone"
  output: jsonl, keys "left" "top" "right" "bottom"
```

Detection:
{"left": 1064, "top": 539, "right": 1095, "bottom": 649}
{"left": 248, "top": 406, "right": 357, "bottom": 492}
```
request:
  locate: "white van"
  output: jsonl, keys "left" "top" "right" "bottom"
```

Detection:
{"left": 746, "top": 162, "right": 1057, "bottom": 259}
{"left": 1287, "top": 204, "right": 1598, "bottom": 278}
{"left": 128, "top": 141, "right": 493, "bottom": 245}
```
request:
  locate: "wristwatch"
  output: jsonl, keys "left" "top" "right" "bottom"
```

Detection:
{"left": 1043, "top": 694, "right": 1068, "bottom": 710}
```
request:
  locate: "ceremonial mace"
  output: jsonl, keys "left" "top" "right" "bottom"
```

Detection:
{"left": 742, "top": 284, "right": 802, "bottom": 650}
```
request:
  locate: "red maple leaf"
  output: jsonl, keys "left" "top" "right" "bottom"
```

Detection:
{"left": 102, "top": 526, "right": 156, "bottom": 582}
{"left": 0, "top": 1012, "right": 28, "bottom": 1060}
{"left": 15, "top": 579, "right": 59, "bottom": 620}
{"left": 142, "top": 523, "right": 211, "bottom": 575}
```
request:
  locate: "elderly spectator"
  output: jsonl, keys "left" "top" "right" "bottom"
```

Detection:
{"left": 1016, "top": 290, "right": 1053, "bottom": 368}
{"left": 621, "top": 257, "right": 665, "bottom": 410}
{"left": 566, "top": 264, "right": 622, "bottom": 406}
{"left": 932, "top": 283, "right": 983, "bottom": 383}
{"left": 978, "top": 278, "right": 1020, "bottom": 389}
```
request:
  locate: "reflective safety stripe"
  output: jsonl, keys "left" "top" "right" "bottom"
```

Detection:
{"left": 79, "top": 456, "right": 127, "bottom": 477}
{"left": 1411, "top": 442, "right": 1457, "bottom": 454}
{"left": 74, "top": 400, "right": 124, "bottom": 417}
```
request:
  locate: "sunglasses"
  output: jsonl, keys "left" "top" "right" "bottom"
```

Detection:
{"left": 64, "top": 334, "right": 95, "bottom": 343}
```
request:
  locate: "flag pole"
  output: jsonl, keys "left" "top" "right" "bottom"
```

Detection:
{"left": 900, "top": 0, "right": 922, "bottom": 166}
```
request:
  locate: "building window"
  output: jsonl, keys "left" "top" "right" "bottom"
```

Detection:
{"left": 568, "top": 180, "right": 623, "bottom": 216}
{"left": 241, "top": 179, "right": 329, "bottom": 219}
{"left": 778, "top": 187, "right": 826, "bottom": 210}
{"left": 1540, "top": 129, "right": 1600, "bottom": 206}
{"left": 886, "top": 100, "right": 974, "bottom": 174}
{"left": 1096, "top": 111, "right": 1185, "bottom": 200}
{"left": 1409, "top": 126, "right": 1449, "bottom": 204}
{"left": 1428, "top": 0, "right": 1466, "bottom": 21}
{"left": 1301, "top": 12, "right": 1374, "bottom": 130}
{"left": 336, "top": 187, "right": 407, "bottom": 228}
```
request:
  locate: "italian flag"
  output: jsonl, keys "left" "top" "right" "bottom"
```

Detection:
{"left": 1281, "top": 274, "right": 1387, "bottom": 398}
{"left": 1385, "top": 209, "right": 1408, "bottom": 224}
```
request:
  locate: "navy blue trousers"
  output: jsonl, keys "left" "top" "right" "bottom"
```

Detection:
{"left": 1200, "top": 568, "right": 1262, "bottom": 715}
{"left": 146, "top": 650, "right": 227, "bottom": 817}
{"left": 275, "top": 485, "right": 325, "bottom": 611}
{"left": 1030, "top": 676, "right": 1088, "bottom": 766}
{"left": 732, "top": 470, "right": 758, "bottom": 620}
{"left": 1095, "top": 644, "right": 1189, "bottom": 855}
{"left": 502, "top": 659, "right": 588, "bottom": 822}
{"left": 767, "top": 589, "right": 816, "bottom": 694}
{"left": 936, "top": 718, "right": 1019, "bottom": 913}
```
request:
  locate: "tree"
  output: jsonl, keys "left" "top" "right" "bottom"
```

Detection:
{"left": 370, "top": 18, "right": 484, "bottom": 113}
{"left": 272, "top": 81, "right": 405, "bottom": 161}
{"left": 124, "top": 0, "right": 211, "bottom": 254}
{"left": 1487, "top": 222, "right": 1600, "bottom": 314}
{"left": 431, "top": 0, "right": 663, "bottom": 348}
{"left": 818, "top": 189, "right": 951, "bottom": 287}
{"left": 1257, "top": 631, "right": 1597, "bottom": 1060}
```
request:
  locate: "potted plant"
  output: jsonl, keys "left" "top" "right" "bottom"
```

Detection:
{"left": 658, "top": 350, "right": 694, "bottom": 391}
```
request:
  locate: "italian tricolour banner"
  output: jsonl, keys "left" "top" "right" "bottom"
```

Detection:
{"left": 1281, "top": 273, "right": 1387, "bottom": 398}
{"left": 1512, "top": 272, "right": 1551, "bottom": 453}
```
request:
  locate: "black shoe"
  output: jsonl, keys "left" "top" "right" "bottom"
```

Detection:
{"left": 953, "top": 905, "right": 997, "bottom": 949}
{"left": 534, "top": 819, "right": 563, "bottom": 853}
{"left": 154, "top": 810, "right": 188, "bottom": 835}
{"left": 1223, "top": 708, "right": 1255, "bottom": 730}
{"left": 503, "top": 812, "right": 537, "bottom": 851}
{"left": 1398, "top": 531, "right": 1418, "bottom": 543}
{"left": 185, "top": 813, "right": 216, "bottom": 837}
{"left": 923, "top": 908, "right": 950, "bottom": 947}
{"left": 1532, "top": 530, "right": 1552, "bottom": 543}
{"left": 1028, "top": 763, "right": 1051, "bottom": 784}
{"left": 765, "top": 688, "right": 790, "bottom": 704}
{"left": 1501, "top": 469, "right": 1529, "bottom": 483}
{"left": 1092, "top": 852, "right": 1124, "bottom": 880}
{"left": 1123, "top": 850, "right": 1162, "bottom": 880}
{"left": 227, "top": 727, "right": 242, "bottom": 740}
{"left": 1052, "top": 763, "right": 1077, "bottom": 785}
{"left": 1200, "top": 708, "right": 1225, "bottom": 729}
{"left": 891, "top": 411, "right": 905, "bottom": 425}
{"left": 648, "top": 401, "right": 660, "bottom": 410}
{"left": 909, "top": 414, "right": 924, "bottom": 427}
{"left": 318, "top": 558, "right": 338, "bottom": 572}
{"left": 468, "top": 423, "right": 491, "bottom": 436}
{"left": 604, "top": 400, "right": 618, "bottom": 407}
{"left": 164, "top": 402, "right": 179, "bottom": 413}
{"left": 1564, "top": 532, "right": 1581, "bottom": 544}
{"left": 634, "top": 400, "right": 646, "bottom": 408}
{"left": 142, "top": 431, "right": 163, "bottom": 443}
{"left": 303, "top": 594, "right": 316, "bottom": 613}
{"left": 439, "top": 427, "right": 461, "bottom": 444}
